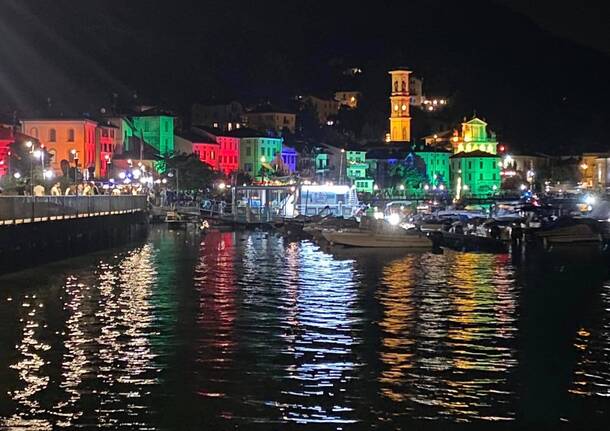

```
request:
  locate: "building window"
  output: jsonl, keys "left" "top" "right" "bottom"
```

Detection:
{"left": 211, "top": 151, "right": 215, "bottom": 160}
{"left": 480, "top": 161, "right": 483, "bottom": 169}
{"left": 468, "top": 161, "right": 472, "bottom": 169}
{"left": 49, "top": 128, "right": 56, "bottom": 142}
{"left": 30, "top": 127, "right": 38, "bottom": 138}
{"left": 493, "top": 174, "right": 497, "bottom": 180}
{"left": 110, "top": 130, "right": 115, "bottom": 138}
{"left": 480, "top": 173, "right": 483, "bottom": 180}
{"left": 468, "top": 173, "right": 472, "bottom": 181}
{"left": 102, "top": 129, "right": 108, "bottom": 137}
{"left": 246, "top": 146, "right": 251, "bottom": 156}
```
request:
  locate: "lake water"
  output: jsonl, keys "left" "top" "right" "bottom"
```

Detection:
{"left": 1, "top": 228, "right": 609, "bottom": 430}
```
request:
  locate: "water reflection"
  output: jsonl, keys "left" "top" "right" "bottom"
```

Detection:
{"left": 2, "top": 243, "right": 168, "bottom": 429}
{"left": 278, "top": 241, "right": 360, "bottom": 425}
{"left": 376, "top": 252, "right": 518, "bottom": 423}
{"left": 194, "top": 232, "right": 237, "bottom": 401}
{"left": 3, "top": 294, "right": 51, "bottom": 429}
{"left": 2, "top": 230, "right": 610, "bottom": 429}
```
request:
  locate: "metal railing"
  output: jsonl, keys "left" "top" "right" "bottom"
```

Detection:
{"left": 0, "top": 196, "right": 148, "bottom": 225}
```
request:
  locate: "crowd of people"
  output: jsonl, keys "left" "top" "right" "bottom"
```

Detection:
{"left": 10, "top": 181, "right": 147, "bottom": 197}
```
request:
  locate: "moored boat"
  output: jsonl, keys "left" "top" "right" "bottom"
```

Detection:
{"left": 322, "top": 228, "right": 431, "bottom": 248}
{"left": 165, "top": 210, "right": 187, "bottom": 229}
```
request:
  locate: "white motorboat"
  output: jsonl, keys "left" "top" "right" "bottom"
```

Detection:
{"left": 322, "top": 228, "right": 431, "bottom": 248}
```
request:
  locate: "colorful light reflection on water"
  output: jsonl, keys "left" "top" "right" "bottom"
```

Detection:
{"left": 0, "top": 229, "right": 610, "bottom": 429}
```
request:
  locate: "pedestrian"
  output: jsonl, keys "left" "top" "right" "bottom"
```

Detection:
{"left": 65, "top": 185, "right": 76, "bottom": 196}
{"left": 33, "top": 183, "right": 45, "bottom": 196}
{"left": 51, "top": 183, "right": 62, "bottom": 196}
{"left": 82, "top": 183, "right": 92, "bottom": 196}
{"left": 76, "top": 183, "right": 84, "bottom": 195}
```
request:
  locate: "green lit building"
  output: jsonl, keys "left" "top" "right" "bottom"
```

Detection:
{"left": 230, "top": 128, "right": 283, "bottom": 180}
{"left": 450, "top": 150, "right": 501, "bottom": 198}
{"left": 345, "top": 150, "right": 374, "bottom": 193}
{"left": 415, "top": 147, "right": 451, "bottom": 188}
{"left": 446, "top": 116, "right": 501, "bottom": 198}
{"left": 131, "top": 114, "right": 175, "bottom": 156}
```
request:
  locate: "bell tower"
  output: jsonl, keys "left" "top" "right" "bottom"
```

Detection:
{"left": 389, "top": 69, "right": 411, "bottom": 142}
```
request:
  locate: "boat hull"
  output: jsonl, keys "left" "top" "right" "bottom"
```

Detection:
{"left": 322, "top": 229, "right": 431, "bottom": 248}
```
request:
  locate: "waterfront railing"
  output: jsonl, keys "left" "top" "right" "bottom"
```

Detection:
{"left": 0, "top": 196, "right": 148, "bottom": 225}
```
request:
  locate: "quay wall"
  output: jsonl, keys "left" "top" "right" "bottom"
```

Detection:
{"left": 0, "top": 196, "right": 149, "bottom": 275}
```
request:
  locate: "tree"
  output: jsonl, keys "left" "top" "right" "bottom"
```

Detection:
{"left": 390, "top": 159, "right": 428, "bottom": 194}
{"left": 164, "top": 154, "right": 224, "bottom": 191}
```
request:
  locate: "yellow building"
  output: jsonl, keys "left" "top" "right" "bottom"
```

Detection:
{"left": 450, "top": 117, "right": 498, "bottom": 154}
{"left": 388, "top": 69, "right": 411, "bottom": 142}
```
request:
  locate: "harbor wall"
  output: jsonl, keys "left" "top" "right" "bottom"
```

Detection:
{"left": 0, "top": 212, "right": 149, "bottom": 275}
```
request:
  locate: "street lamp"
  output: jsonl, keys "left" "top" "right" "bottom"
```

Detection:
{"left": 104, "top": 154, "right": 112, "bottom": 179}
{"left": 70, "top": 149, "right": 79, "bottom": 183}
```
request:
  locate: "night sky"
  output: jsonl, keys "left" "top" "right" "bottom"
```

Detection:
{"left": 0, "top": 0, "right": 609, "bottom": 153}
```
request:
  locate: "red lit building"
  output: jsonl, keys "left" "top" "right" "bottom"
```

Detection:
{"left": 97, "top": 121, "right": 119, "bottom": 178}
{"left": 0, "top": 126, "right": 13, "bottom": 177}
{"left": 175, "top": 132, "right": 220, "bottom": 170}
{"left": 191, "top": 126, "right": 240, "bottom": 176}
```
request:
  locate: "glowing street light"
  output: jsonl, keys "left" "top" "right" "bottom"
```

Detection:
{"left": 25, "top": 141, "right": 33, "bottom": 149}
{"left": 13, "top": 172, "right": 21, "bottom": 179}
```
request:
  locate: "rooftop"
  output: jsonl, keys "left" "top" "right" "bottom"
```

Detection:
{"left": 450, "top": 150, "right": 500, "bottom": 159}
{"left": 176, "top": 131, "right": 217, "bottom": 145}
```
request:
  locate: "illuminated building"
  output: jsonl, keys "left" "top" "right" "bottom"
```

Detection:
{"left": 97, "top": 121, "right": 119, "bottom": 178}
{"left": 345, "top": 150, "right": 374, "bottom": 193}
{"left": 388, "top": 69, "right": 411, "bottom": 142}
{"left": 593, "top": 155, "right": 610, "bottom": 189}
{"left": 243, "top": 106, "right": 296, "bottom": 134}
{"left": 20, "top": 118, "right": 99, "bottom": 177}
{"left": 131, "top": 113, "right": 175, "bottom": 156}
{"left": 449, "top": 116, "right": 501, "bottom": 198}
{"left": 451, "top": 151, "right": 501, "bottom": 198}
{"left": 580, "top": 152, "right": 610, "bottom": 188}
{"left": 0, "top": 126, "right": 14, "bottom": 176}
{"left": 190, "top": 126, "right": 240, "bottom": 176}
{"left": 229, "top": 128, "right": 283, "bottom": 179}
{"left": 281, "top": 145, "right": 298, "bottom": 173}
{"left": 451, "top": 117, "right": 498, "bottom": 155}
{"left": 415, "top": 146, "right": 452, "bottom": 188}
{"left": 334, "top": 91, "right": 361, "bottom": 109}
{"left": 175, "top": 132, "right": 220, "bottom": 170}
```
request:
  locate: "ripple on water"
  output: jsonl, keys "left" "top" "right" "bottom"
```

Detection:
{"left": 2, "top": 231, "right": 610, "bottom": 429}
